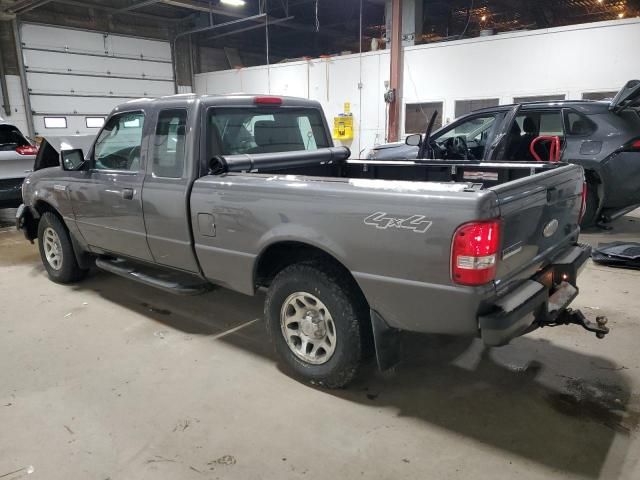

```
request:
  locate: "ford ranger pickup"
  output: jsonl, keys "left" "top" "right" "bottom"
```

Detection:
{"left": 16, "top": 94, "right": 608, "bottom": 388}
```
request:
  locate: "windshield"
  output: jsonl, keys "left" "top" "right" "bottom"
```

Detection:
{"left": 208, "top": 107, "right": 330, "bottom": 155}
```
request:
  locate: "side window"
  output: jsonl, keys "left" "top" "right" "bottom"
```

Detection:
{"left": 432, "top": 113, "right": 498, "bottom": 160}
{"left": 514, "top": 111, "right": 565, "bottom": 138}
{"left": 565, "top": 111, "right": 596, "bottom": 136}
{"left": 152, "top": 109, "right": 187, "bottom": 178}
{"left": 507, "top": 110, "right": 565, "bottom": 161}
{"left": 94, "top": 112, "right": 145, "bottom": 171}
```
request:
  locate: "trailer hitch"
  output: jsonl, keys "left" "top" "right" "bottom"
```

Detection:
{"left": 552, "top": 308, "right": 610, "bottom": 339}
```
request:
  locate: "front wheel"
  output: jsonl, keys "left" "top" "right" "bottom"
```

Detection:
{"left": 37, "top": 212, "right": 88, "bottom": 284}
{"left": 265, "top": 262, "right": 368, "bottom": 388}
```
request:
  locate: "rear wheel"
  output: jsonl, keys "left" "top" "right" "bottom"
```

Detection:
{"left": 265, "top": 262, "right": 368, "bottom": 388}
{"left": 37, "top": 212, "right": 88, "bottom": 284}
{"left": 580, "top": 180, "right": 600, "bottom": 228}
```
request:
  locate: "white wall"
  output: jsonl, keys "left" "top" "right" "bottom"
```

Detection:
{"left": 195, "top": 18, "right": 640, "bottom": 155}
{"left": 0, "top": 75, "right": 30, "bottom": 136}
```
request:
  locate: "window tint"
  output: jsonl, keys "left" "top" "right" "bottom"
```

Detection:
{"left": 152, "top": 109, "right": 187, "bottom": 178}
{"left": 209, "top": 108, "right": 330, "bottom": 155}
{"left": 565, "top": 111, "right": 596, "bottom": 136}
{"left": 405, "top": 102, "right": 443, "bottom": 134}
{"left": 454, "top": 98, "right": 500, "bottom": 118}
{"left": 513, "top": 94, "right": 566, "bottom": 103}
{"left": 515, "top": 111, "right": 564, "bottom": 136}
{"left": 432, "top": 113, "right": 499, "bottom": 160}
{"left": 93, "top": 112, "right": 145, "bottom": 171}
{"left": 0, "top": 125, "right": 29, "bottom": 151}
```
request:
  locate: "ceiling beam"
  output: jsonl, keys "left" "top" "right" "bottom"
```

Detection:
{"left": 49, "top": 0, "right": 185, "bottom": 22}
{"left": 115, "top": 0, "right": 164, "bottom": 13}
{"left": 201, "top": 15, "right": 294, "bottom": 40}
{"left": 6, "top": 0, "right": 55, "bottom": 14}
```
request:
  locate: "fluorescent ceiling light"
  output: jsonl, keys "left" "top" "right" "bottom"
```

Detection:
{"left": 221, "top": 0, "right": 246, "bottom": 6}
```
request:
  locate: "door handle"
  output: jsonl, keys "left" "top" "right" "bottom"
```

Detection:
{"left": 122, "top": 188, "right": 134, "bottom": 200}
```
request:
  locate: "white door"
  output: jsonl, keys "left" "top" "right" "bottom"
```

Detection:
{"left": 20, "top": 23, "right": 175, "bottom": 136}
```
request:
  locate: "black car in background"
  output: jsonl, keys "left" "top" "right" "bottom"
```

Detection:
{"left": 368, "top": 80, "right": 640, "bottom": 227}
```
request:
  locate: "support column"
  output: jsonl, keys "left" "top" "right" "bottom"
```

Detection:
{"left": 387, "top": 0, "right": 402, "bottom": 142}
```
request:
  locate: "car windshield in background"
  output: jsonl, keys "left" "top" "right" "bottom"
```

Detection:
{"left": 0, "top": 125, "right": 29, "bottom": 151}
{"left": 209, "top": 107, "right": 330, "bottom": 155}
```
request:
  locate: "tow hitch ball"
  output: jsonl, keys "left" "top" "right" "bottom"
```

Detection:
{"left": 555, "top": 309, "right": 610, "bottom": 339}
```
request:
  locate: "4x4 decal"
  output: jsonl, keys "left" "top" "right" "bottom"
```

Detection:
{"left": 364, "top": 212, "right": 433, "bottom": 233}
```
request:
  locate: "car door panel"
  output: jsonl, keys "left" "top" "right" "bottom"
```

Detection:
{"left": 69, "top": 111, "right": 153, "bottom": 262}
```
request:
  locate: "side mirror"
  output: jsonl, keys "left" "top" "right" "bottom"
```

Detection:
{"left": 405, "top": 133, "right": 422, "bottom": 147}
{"left": 61, "top": 149, "right": 86, "bottom": 171}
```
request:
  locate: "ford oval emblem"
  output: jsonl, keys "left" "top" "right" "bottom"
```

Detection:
{"left": 543, "top": 219, "right": 559, "bottom": 238}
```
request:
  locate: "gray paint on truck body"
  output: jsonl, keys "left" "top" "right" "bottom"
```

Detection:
{"left": 21, "top": 94, "right": 585, "bottom": 340}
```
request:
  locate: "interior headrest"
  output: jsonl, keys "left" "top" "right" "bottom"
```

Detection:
{"left": 523, "top": 117, "right": 537, "bottom": 134}
{"left": 253, "top": 120, "right": 277, "bottom": 146}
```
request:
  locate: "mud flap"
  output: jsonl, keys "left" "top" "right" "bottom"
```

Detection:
{"left": 370, "top": 310, "right": 401, "bottom": 371}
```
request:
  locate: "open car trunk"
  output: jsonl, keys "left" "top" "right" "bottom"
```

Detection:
{"left": 610, "top": 79, "right": 640, "bottom": 114}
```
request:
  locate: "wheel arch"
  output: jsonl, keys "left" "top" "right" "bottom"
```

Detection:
{"left": 254, "top": 241, "right": 366, "bottom": 300}
{"left": 32, "top": 200, "right": 93, "bottom": 269}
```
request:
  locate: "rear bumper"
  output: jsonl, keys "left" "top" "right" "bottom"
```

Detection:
{"left": 0, "top": 178, "right": 24, "bottom": 207}
{"left": 479, "top": 243, "right": 591, "bottom": 346}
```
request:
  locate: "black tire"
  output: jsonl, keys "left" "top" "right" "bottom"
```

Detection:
{"left": 265, "top": 261, "right": 369, "bottom": 388}
{"left": 580, "top": 181, "right": 600, "bottom": 228}
{"left": 37, "top": 212, "right": 88, "bottom": 284}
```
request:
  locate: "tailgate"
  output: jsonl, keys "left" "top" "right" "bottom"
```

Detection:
{"left": 490, "top": 164, "right": 584, "bottom": 291}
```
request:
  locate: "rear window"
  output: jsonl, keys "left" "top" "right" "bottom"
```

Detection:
{"left": 0, "top": 125, "right": 29, "bottom": 151}
{"left": 208, "top": 107, "right": 330, "bottom": 155}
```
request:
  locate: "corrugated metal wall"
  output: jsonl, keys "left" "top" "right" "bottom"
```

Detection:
{"left": 20, "top": 23, "right": 175, "bottom": 136}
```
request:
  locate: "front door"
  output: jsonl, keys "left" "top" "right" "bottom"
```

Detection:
{"left": 69, "top": 111, "right": 153, "bottom": 262}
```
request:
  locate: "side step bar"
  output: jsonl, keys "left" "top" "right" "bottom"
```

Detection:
{"left": 95, "top": 257, "right": 213, "bottom": 295}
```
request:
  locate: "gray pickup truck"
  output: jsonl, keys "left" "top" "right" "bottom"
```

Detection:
{"left": 17, "top": 94, "right": 608, "bottom": 388}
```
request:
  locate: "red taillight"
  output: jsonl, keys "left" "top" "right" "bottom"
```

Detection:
{"left": 451, "top": 220, "right": 501, "bottom": 286}
{"left": 578, "top": 181, "right": 588, "bottom": 224}
{"left": 254, "top": 96, "right": 282, "bottom": 106}
{"left": 630, "top": 139, "right": 640, "bottom": 150}
{"left": 15, "top": 145, "right": 38, "bottom": 155}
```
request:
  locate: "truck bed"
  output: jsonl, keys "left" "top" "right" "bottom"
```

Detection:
{"left": 193, "top": 153, "right": 584, "bottom": 335}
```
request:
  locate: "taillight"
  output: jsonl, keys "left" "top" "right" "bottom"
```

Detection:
{"left": 254, "top": 96, "right": 282, "bottom": 106}
{"left": 629, "top": 139, "right": 640, "bottom": 150}
{"left": 15, "top": 145, "right": 38, "bottom": 155}
{"left": 578, "top": 181, "right": 588, "bottom": 224}
{"left": 451, "top": 220, "right": 501, "bottom": 286}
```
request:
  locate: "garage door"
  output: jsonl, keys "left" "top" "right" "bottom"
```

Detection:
{"left": 20, "top": 23, "right": 175, "bottom": 136}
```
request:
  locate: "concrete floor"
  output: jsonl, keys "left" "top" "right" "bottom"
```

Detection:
{"left": 0, "top": 209, "right": 639, "bottom": 480}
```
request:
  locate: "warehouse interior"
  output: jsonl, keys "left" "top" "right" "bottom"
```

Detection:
{"left": 1, "top": 1, "right": 640, "bottom": 479}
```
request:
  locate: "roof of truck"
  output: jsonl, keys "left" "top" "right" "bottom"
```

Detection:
{"left": 114, "top": 93, "right": 323, "bottom": 114}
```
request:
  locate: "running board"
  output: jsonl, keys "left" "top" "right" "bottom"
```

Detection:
{"left": 95, "top": 257, "right": 213, "bottom": 295}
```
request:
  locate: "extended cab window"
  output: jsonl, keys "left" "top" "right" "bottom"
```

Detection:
{"left": 93, "top": 112, "right": 145, "bottom": 171}
{"left": 208, "top": 108, "right": 330, "bottom": 155}
{"left": 152, "top": 109, "right": 187, "bottom": 178}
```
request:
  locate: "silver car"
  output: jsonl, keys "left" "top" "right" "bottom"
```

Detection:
{"left": 0, "top": 118, "right": 37, "bottom": 208}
